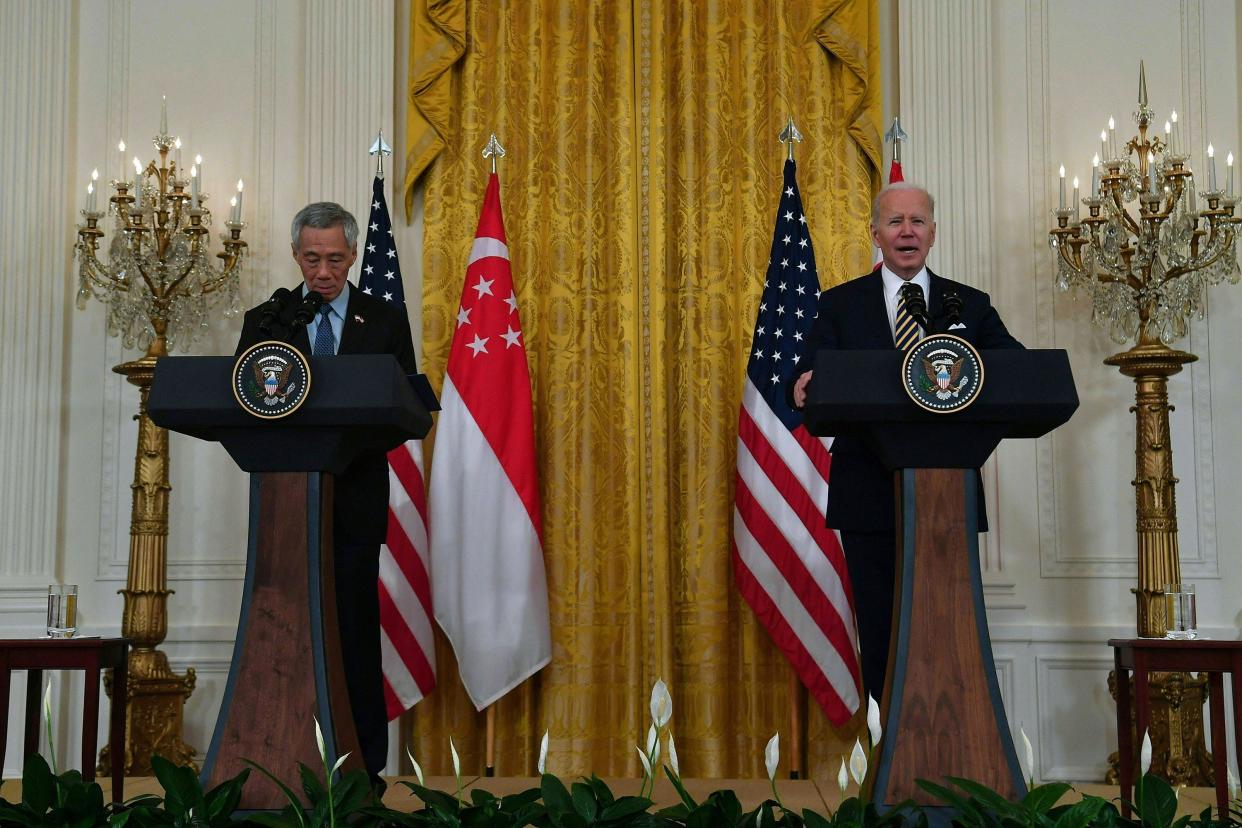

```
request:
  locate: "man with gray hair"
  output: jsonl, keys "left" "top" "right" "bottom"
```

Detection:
{"left": 791, "top": 183, "right": 1023, "bottom": 699}
{"left": 236, "top": 201, "right": 417, "bottom": 780}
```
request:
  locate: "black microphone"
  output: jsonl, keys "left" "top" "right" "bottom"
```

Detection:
{"left": 290, "top": 290, "right": 324, "bottom": 330}
{"left": 257, "top": 287, "right": 292, "bottom": 335}
{"left": 899, "top": 282, "right": 929, "bottom": 330}
{"left": 941, "top": 289, "right": 963, "bottom": 332}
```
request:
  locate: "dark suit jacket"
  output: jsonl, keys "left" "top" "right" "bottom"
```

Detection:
{"left": 235, "top": 284, "right": 418, "bottom": 545}
{"left": 801, "top": 269, "right": 1024, "bottom": 533}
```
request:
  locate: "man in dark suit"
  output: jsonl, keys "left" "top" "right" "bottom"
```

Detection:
{"left": 236, "top": 202, "right": 417, "bottom": 778}
{"left": 792, "top": 182, "right": 1023, "bottom": 699}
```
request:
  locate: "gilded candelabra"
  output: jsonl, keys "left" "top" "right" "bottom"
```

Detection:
{"left": 1048, "top": 63, "right": 1238, "bottom": 785}
{"left": 74, "top": 105, "right": 247, "bottom": 773}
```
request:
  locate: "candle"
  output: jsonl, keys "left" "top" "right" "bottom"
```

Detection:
{"left": 1058, "top": 165, "right": 1065, "bottom": 209}
{"left": 87, "top": 182, "right": 95, "bottom": 213}
{"left": 160, "top": 95, "right": 168, "bottom": 135}
{"left": 1164, "top": 121, "right": 1172, "bottom": 153}
{"left": 234, "top": 179, "right": 244, "bottom": 221}
{"left": 1100, "top": 130, "right": 1108, "bottom": 163}
{"left": 1190, "top": 183, "right": 1197, "bottom": 214}
{"left": 1208, "top": 143, "right": 1217, "bottom": 190}
{"left": 117, "top": 140, "right": 126, "bottom": 181}
{"left": 133, "top": 156, "right": 143, "bottom": 208}
{"left": 1092, "top": 154, "right": 1101, "bottom": 197}
{"left": 174, "top": 137, "right": 182, "bottom": 172}
{"left": 1148, "top": 152, "right": 1158, "bottom": 195}
{"left": 229, "top": 196, "right": 237, "bottom": 223}
{"left": 1171, "top": 110, "right": 1180, "bottom": 154}
{"left": 1109, "top": 116, "right": 1117, "bottom": 159}
{"left": 194, "top": 154, "right": 203, "bottom": 195}
{"left": 1072, "top": 176, "right": 1080, "bottom": 221}
{"left": 190, "top": 165, "right": 199, "bottom": 208}
{"left": 1228, "top": 152, "right": 1234, "bottom": 196}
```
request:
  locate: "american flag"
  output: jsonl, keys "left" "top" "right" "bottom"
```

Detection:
{"left": 731, "top": 159, "right": 860, "bottom": 725}
{"left": 358, "top": 175, "right": 437, "bottom": 718}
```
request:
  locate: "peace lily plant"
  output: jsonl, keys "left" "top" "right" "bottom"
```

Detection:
{"left": 4, "top": 679, "right": 1238, "bottom": 827}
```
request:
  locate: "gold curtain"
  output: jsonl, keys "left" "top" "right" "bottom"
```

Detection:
{"left": 405, "top": 0, "right": 881, "bottom": 782}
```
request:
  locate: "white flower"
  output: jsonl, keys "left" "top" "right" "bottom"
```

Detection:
{"left": 1019, "top": 726, "right": 1034, "bottom": 781}
{"left": 755, "top": 807, "right": 764, "bottom": 827}
{"left": 1140, "top": 730, "right": 1152, "bottom": 776}
{"left": 646, "top": 723, "right": 658, "bottom": 756}
{"left": 837, "top": 758, "right": 849, "bottom": 795}
{"left": 650, "top": 679, "right": 673, "bottom": 729}
{"left": 866, "top": 695, "right": 882, "bottom": 748}
{"left": 636, "top": 745, "right": 653, "bottom": 777}
{"left": 764, "top": 733, "right": 780, "bottom": 781}
{"left": 314, "top": 717, "right": 326, "bottom": 762}
{"left": 449, "top": 736, "right": 461, "bottom": 779}
{"left": 1227, "top": 767, "right": 1238, "bottom": 800}
{"left": 331, "top": 751, "right": 350, "bottom": 775}
{"left": 537, "top": 730, "right": 549, "bottom": 775}
{"left": 849, "top": 738, "right": 868, "bottom": 785}
{"left": 405, "top": 747, "right": 425, "bottom": 785}
{"left": 42, "top": 681, "right": 53, "bottom": 723}
{"left": 667, "top": 733, "right": 680, "bottom": 777}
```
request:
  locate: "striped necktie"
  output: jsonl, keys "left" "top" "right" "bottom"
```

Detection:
{"left": 313, "top": 304, "right": 336, "bottom": 355}
{"left": 893, "top": 294, "right": 921, "bottom": 352}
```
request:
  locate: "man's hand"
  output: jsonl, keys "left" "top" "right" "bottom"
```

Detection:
{"left": 792, "top": 370, "right": 813, "bottom": 409}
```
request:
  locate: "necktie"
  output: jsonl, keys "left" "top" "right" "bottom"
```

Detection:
{"left": 313, "top": 305, "right": 335, "bottom": 356}
{"left": 893, "top": 294, "right": 921, "bottom": 352}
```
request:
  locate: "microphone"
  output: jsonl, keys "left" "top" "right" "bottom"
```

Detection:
{"left": 290, "top": 290, "right": 324, "bottom": 330}
{"left": 940, "top": 289, "right": 963, "bottom": 332}
{"left": 899, "top": 282, "right": 929, "bottom": 331}
{"left": 257, "top": 287, "right": 292, "bottom": 335}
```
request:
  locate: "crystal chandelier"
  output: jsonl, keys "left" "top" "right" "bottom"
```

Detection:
{"left": 1048, "top": 64, "right": 1239, "bottom": 344}
{"left": 75, "top": 103, "right": 247, "bottom": 354}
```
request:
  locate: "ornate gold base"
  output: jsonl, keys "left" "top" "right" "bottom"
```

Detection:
{"left": 1105, "top": 669, "right": 1213, "bottom": 786}
{"left": 99, "top": 648, "right": 198, "bottom": 775}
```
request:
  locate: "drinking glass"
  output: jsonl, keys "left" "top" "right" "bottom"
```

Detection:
{"left": 1164, "top": 583, "right": 1197, "bottom": 640}
{"left": 46, "top": 584, "right": 78, "bottom": 638}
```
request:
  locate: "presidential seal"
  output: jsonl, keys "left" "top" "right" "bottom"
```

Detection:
{"left": 232, "top": 341, "right": 312, "bottom": 419}
{"left": 901, "top": 333, "right": 984, "bottom": 413}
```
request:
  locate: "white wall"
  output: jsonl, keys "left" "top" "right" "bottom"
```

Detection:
{"left": 892, "top": 0, "right": 1241, "bottom": 781}
{"left": 2, "top": 0, "right": 1239, "bottom": 784}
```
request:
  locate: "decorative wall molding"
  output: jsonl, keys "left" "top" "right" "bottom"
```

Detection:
{"left": 0, "top": 2, "right": 74, "bottom": 581}
{"left": 1035, "top": 656, "right": 1116, "bottom": 781}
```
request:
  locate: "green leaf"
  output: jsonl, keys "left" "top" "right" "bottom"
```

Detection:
{"left": 1022, "top": 782, "right": 1073, "bottom": 814}
{"left": 297, "top": 762, "right": 326, "bottom": 805}
{"left": 1135, "top": 774, "right": 1177, "bottom": 828}
{"left": 663, "top": 766, "right": 698, "bottom": 811}
{"left": 599, "top": 796, "right": 653, "bottom": 822}
{"left": 541, "top": 773, "right": 575, "bottom": 820}
{"left": 240, "top": 759, "right": 308, "bottom": 828}
{"left": 800, "top": 810, "right": 833, "bottom": 828}
{"left": 570, "top": 782, "right": 598, "bottom": 822}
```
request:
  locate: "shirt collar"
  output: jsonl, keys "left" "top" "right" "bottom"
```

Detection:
{"left": 302, "top": 281, "right": 351, "bottom": 317}
{"left": 880, "top": 264, "right": 930, "bottom": 301}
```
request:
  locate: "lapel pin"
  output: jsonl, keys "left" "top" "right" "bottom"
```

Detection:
{"left": 354, "top": 314, "right": 365, "bottom": 324}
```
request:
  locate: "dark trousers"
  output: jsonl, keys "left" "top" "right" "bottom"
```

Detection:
{"left": 840, "top": 529, "right": 897, "bottom": 701}
{"left": 335, "top": 542, "right": 387, "bottom": 777}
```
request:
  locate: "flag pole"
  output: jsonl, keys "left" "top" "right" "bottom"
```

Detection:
{"left": 369, "top": 128, "right": 393, "bottom": 180}
{"left": 779, "top": 114, "right": 809, "bottom": 781}
{"left": 479, "top": 131, "right": 506, "bottom": 780}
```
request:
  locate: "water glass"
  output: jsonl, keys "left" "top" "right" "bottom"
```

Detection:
{"left": 47, "top": 584, "right": 78, "bottom": 638}
{"left": 1163, "top": 583, "right": 1197, "bottom": 640}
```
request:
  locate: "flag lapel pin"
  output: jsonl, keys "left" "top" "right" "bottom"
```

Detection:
{"left": 353, "top": 314, "right": 365, "bottom": 324}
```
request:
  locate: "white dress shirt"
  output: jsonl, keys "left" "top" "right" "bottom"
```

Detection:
{"left": 880, "top": 264, "right": 931, "bottom": 343}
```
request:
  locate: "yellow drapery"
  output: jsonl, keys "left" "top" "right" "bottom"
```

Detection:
{"left": 405, "top": 0, "right": 882, "bottom": 782}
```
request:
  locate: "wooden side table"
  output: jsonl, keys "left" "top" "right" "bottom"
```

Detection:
{"left": 1109, "top": 638, "right": 1242, "bottom": 819}
{"left": 0, "top": 638, "right": 129, "bottom": 803}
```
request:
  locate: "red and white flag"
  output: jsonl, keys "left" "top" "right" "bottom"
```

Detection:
{"left": 428, "top": 172, "right": 551, "bottom": 710}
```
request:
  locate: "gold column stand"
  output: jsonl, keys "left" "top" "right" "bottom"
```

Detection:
{"left": 98, "top": 328, "right": 199, "bottom": 775}
{"left": 1106, "top": 670, "right": 1214, "bottom": 786}
{"left": 1101, "top": 338, "right": 1212, "bottom": 787}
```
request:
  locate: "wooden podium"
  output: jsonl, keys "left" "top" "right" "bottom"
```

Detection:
{"left": 805, "top": 349, "right": 1077, "bottom": 808}
{"left": 149, "top": 354, "right": 434, "bottom": 809}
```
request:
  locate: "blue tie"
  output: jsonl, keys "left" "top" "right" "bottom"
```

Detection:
{"left": 313, "top": 305, "right": 335, "bottom": 356}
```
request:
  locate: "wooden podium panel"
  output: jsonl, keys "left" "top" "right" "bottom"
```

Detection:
{"left": 870, "top": 469, "right": 1024, "bottom": 807}
{"left": 201, "top": 473, "right": 364, "bottom": 809}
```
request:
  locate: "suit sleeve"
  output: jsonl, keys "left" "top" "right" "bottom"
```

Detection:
{"left": 786, "top": 289, "right": 840, "bottom": 408}
{"left": 389, "top": 306, "right": 418, "bottom": 374}
{"left": 974, "top": 292, "right": 1024, "bottom": 350}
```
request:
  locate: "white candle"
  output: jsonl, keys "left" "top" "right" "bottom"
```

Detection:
{"left": 1208, "top": 143, "right": 1217, "bottom": 190}
{"left": 194, "top": 154, "right": 203, "bottom": 198}
{"left": 1228, "top": 152, "right": 1234, "bottom": 196}
{"left": 87, "top": 181, "right": 95, "bottom": 213}
{"left": 190, "top": 165, "right": 199, "bottom": 208}
{"left": 133, "top": 156, "right": 143, "bottom": 208}
{"left": 1109, "top": 116, "right": 1117, "bottom": 159}
{"left": 174, "top": 137, "right": 182, "bottom": 172}
{"left": 160, "top": 95, "right": 168, "bottom": 135}
{"left": 1190, "top": 184, "right": 1197, "bottom": 214}
{"left": 1164, "top": 121, "right": 1172, "bottom": 153}
{"left": 1072, "top": 176, "right": 1080, "bottom": 220}
{"left": 1058, "top": 165, "right": 1065, "bottom": 209}
{"left": 117, "top": 140, "right": 126, "bottom": 182}
{"left": 229, "top": 196, "right": 237, "bottom": 223}
{"left": 1100, "top": 130, "right": 1108, "bottom": 163}
{"left": 1148, "top": 152, "right": 1158, "bottom": 195}
{"left": 1092, "top": 154, "right": 1100, "bottom": 197}
{"left": 1171, "top": 111, "right": 1180, "bottom": 154}
{"left": 234, "top": 179, "right": 244, "bottom": 221}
